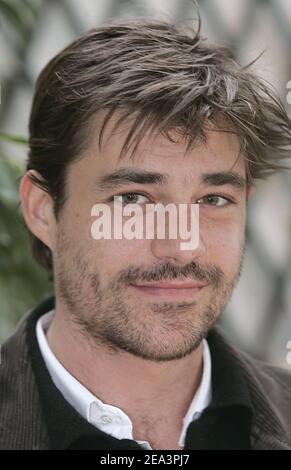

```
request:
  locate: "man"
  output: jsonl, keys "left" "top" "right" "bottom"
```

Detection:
{"left": 1, "top": 16, "right": 291, "bottom": 450}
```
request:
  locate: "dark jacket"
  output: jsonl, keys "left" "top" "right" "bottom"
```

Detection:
{"left": 1, "top": 296, "right": 291, "bottom": 450}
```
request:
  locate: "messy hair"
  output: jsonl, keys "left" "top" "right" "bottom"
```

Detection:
{"left": 26, "top": 16, "right": 291, "bottom": 275}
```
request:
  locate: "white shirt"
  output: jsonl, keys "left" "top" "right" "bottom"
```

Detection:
{"left": 36, "top": 310, "right": 212, "bottom": 449}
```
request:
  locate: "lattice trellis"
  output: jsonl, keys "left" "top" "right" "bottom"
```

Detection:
{"left": 0, "top": 0, "right": 291, "bottom": 366}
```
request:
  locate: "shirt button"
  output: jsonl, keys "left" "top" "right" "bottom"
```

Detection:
{"left": 100, "top": 414, "right": 112, "bottom": 424}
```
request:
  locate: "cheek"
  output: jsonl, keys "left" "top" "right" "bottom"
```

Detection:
{"left": 85, "top": 238, "right": 150, "bottom": 286}
{"left": 201, "top": 216, "right": 245, "bottom": 273}
{"left": 63, "top": 201, "right": 152, "bottom": 282}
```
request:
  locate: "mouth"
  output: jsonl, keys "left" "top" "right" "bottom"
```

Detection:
{"left": 129, "top": 281, "right": 208, "bottom": 300}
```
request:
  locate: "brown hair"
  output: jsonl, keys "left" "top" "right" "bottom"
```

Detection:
{"left": 26, "top": 16, "right": 291, "bottom": 275}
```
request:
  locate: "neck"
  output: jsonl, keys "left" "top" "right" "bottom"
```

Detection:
{"left": 46, "top": 301, "right": 204, "bottom": 422}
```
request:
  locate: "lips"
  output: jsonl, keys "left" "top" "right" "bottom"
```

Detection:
{"left": 129, "top": 281, "right": 208, "bottom": 300}
{"left": 131, "top": 281, "right": 206, "bottom": 289}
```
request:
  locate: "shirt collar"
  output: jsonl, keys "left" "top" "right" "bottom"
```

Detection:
{"left": 36, "top": 308, "right": 212, "bottom": 448}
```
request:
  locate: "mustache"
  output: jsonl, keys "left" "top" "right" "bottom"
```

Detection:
{"left": 115, "top": 261, "right": 224, "bottom": 288}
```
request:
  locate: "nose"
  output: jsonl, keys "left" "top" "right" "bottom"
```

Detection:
{"left": 150, "top": 233, "right": 206, "bottom": 265}
{"left": 148, "top": 202, "right": 205, "bottom": 264}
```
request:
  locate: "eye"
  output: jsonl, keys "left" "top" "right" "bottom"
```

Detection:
{"left": 113, "top": 192, "right": 150, "bottom": 205}
{"left": 197, "top": 194, "right": 233, "bottom": 207}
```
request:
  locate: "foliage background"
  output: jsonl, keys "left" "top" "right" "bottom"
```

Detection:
{"left": 0, "top": 0, "right": 53, "bottom": 342}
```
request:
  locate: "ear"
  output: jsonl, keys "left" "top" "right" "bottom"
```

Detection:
{"left": 19, "top": 170, "right": 56, "bottom": 250}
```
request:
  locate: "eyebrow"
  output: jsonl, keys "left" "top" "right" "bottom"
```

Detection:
{"left": 96, "top": 169, "right": 168, "bottom": 190}
{"left": 201, "top": 171, "right": 247, "bottom": 189}
{"left": 96, "top": 168, "right": 246, "bottom": 191}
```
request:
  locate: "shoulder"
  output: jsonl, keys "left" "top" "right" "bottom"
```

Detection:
{"left": 211, "top": 327, "right": 291, "bottom": 446}
{"left": 0, "top": 313, "right": 31, "bottom": 424}
{"left": 0, "top": 312, "right": 30, "bottom": 396}
{"left": 212, "top": 326, "right": 291, "bottom": 394}
{"left": 239, "top": 350, "right": 291, "bottom": 402}
{"left": 0, "top": 309, "right": 49, "bottom": 449}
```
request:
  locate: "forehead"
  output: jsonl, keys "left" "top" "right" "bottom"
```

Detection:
{"left": 84, "top": 111, "right": 245, "bottom": 180}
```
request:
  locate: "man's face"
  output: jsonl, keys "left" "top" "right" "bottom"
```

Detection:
{"left": 51, "top": 116, "right": 248, "bottom": 362}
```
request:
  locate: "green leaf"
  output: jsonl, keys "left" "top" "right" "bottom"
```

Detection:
{"left": 0, "top": 132, "right": 28, "bottom": 145}
{"left": 0, "top": 0, "right": 28, "bottom": 37}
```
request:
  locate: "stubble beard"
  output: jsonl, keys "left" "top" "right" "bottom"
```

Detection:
{"left": 55, "top": 239, "right": 244, "bottom": 362}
